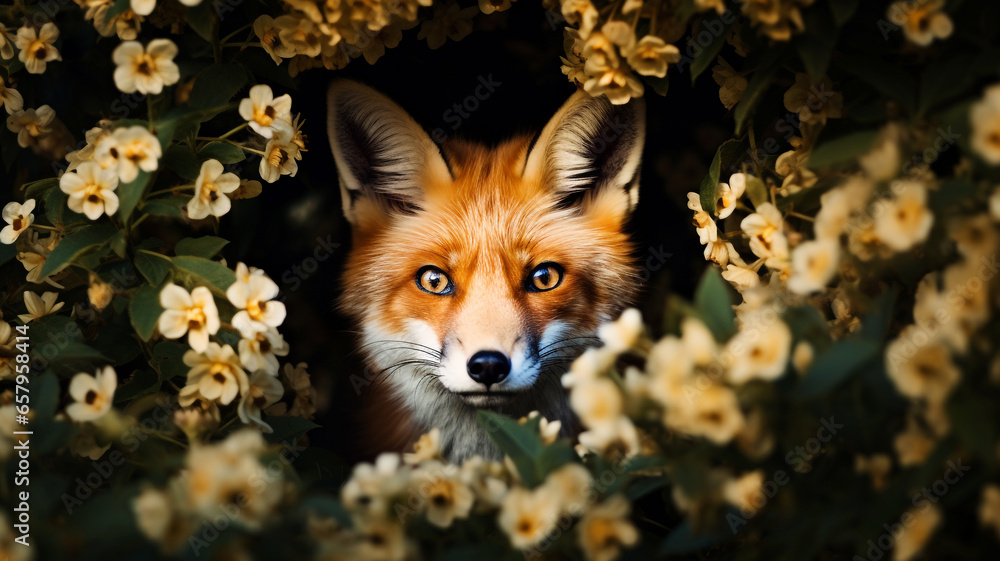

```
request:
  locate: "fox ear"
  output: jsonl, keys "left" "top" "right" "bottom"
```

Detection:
{"left": 523, "top": 90, "right": 645, "bottom": 215}
{"left": 327, "top": 80, "right": 450, "bottom": 225}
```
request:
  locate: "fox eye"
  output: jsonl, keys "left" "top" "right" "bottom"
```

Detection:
{"left": 527, "top": 262, "right": 564, "bottom": 292}
{"left": 416, "top": 266, "right": 454, "bottom": 295}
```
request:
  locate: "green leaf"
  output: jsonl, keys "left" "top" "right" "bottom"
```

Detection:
{"left": 264, "top": 416, "right": 320, "bottom": 444}
{"left": 828, "top": 0, "right": 860, "bottom": 25}
{"left": 478, "top": 411, "right": 544, "bottom": 487}
{"left": 142, "top": 195, "right": 189, "bottom": 218}
{"left": 187, "top": 1, "right": 217, "bottom": 43}
{"left": 134, "top": 250, "right": 173, "bottom": 286}
{"left": 689, "top": 13, "right": 734, "bottom": 83}
{"left": 114, "top": 369, "right": 161, "bottom": 402}
{"left": 796, "top": 7, "right": 837, "bottom": 81}
{"left": 699, "top": 139, "right": 742, "bottom": 214}
{"left": 948, "top": 387, "right": 996, "bottom": 461}
{"left": 175, "top": 236, "right": 229, "bottom": 259}
{"left": 744, "top": 174, "right": 768, "bottom": 207}
{"left": 661, "top": 521, "right": 729, "bottom": 555}
{"left": 694, "top": 266, "right": 736, "bottom": 342}
{"left": 297, "top": 496, "right": 352, "bottom": 526}
{"left": 117, "top": 170, "right": 153, "bottom": 223}
{"left": 199, "top": 142, "right": 246, "bottom": 164}
{"left": 44, "top": 186, "right": 86, "bottom": 228}
{"left": 23, "top": 177, "right": 58, "bottom": 199}
{"left": 807, "top": 130, "right": 879, "bottom": 169}
{"left": 733, "top": 46, "right": 787, "bottom": 135}
{"left": 171, "top": 255, "right": 236, "bottom": 294}
{"left": 162, "top": 145, "right": 202, "bottom": 180}
{"left": 38, "top": 223, "right": 117, "bottom": 278}
{"left": 105, "top": 0, "right": 131, "bottom": 21}
{"left": 795, "top": 339, "right": 881, "bottom": 397}
{"left": 837, "top": 56, "right": 917, "bottom": 114}
{"left": 188, "top": 62, "right": 249, "bottom": 110}
{"left": 109, "top": 229, "right": 128, "bottom": 259}
{"left": 151, "top": 341, "right": 190, "bottom": 380}
{"left": 130, "top": 283, "right": 163, "bottom": 341}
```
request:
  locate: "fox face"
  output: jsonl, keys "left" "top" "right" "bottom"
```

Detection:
{"left": 327, "top": 81, "right": 645, "bottom": 460}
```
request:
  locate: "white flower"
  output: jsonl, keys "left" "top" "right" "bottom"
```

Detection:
{"left": 15, "top": 23, "right": 61, "bottom": 74}
{"left": 65, "top": 366, "right": 117, "bottom": 422}
{"left": 226, "top": 263, "right": 286, "bottom": 338}
{"left": 498, "top": 485, "right": 562, "bottom": 549}
{"left": 886, "top": 332, "right": 960, "bottom": 404}
{"left": 544, "top": 463, "right": 592, "bottom": 516}
{"left": 725, "top": 316, "right": 792, "bottom": 384}
{"left": 180, "top": 343, "right": 248, "bottom": 406}
{"left": 6, "top": 105, "right": 55, "bottom": 148}
{"left": 59, "top": 161, "right": 120, "bottom": 220}
{"left": 971, "top": 84, "right": 1000, "bottom": 165}
{"left": 577, "top": 495, "right": 639, "bottom": 561}
{"left": 787, "top": 238, "right": 840, "bottom": 294}
{"left": 259, "top": 125, "right": 301, "bottom": 183}
{"left": 991, "top": 186, "right": 1000, "bottom": 221}
{"left": 411, "top": 463, "right": 476, "bottom": 528}
{"left": 132, "top": 487, "right": 173, "bottom": 542}
{"left": 887, "top": 0, "right": 953, "bottom": 47}
{"left": 342, "top": 453, "right": 409, "bottom": 514}
{"left": 597, "top": 308, "right": 643, "bottom": 352}
{"left": 625, "top": 35, "right": 680, "bottom": 78}
{"left": 130, "top": 0, "right": 157, "bottom": 16}
{"left": 112, "top": 39, "right": 180, "bottom": 95}
{"left": 1, "top": 199, "right": 34, "bottom": 244}
{"left": 96, "top": 126, "right": 162, "bottom": 183}
{"left": 187, "top": 159, "right": 240, "bottom": 220}
{"left": 873, "top": 181, "right": 933, "bottom": 252}
{"left": 238, "top": 84, "right": 292, "bottom": 139}
{"left": 0, "top": 75, "right": 23, "bottom": 115}
{"left": 716, "top": 173, "right": 747, "bottom": 219}
{"left": 157, "top": 284, "right": 220, "bottom": 352}
{"left": 238, "top": 327, "right": 288, "bottom": 375}
{"left": 664, "top": 382, "right": 745, "bottom": 445}
{"left": 687, "top": 192, "right": 718, "bottom": 244}
{"left": 237, "top": 370, "right": 284, "bottom": 432}
{"left": 722, "top": 470, "right": 765, "bottom": 516}
{"left": 403, "top": 427, "right": 442, "bottom": 465}
{"left": 741, "top": 203, "right": 789, "bottom": 268}
{"left": 19, "top": 290, "right": 64, "bottom": 323}
{"left": 721, "top": 254, "right": 762, "bottom": 293}
{"left": 571, "top": 378, "right": 624, "bottom": 430}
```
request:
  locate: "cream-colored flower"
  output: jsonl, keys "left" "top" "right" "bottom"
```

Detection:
{"left": 411, "top": 463, "right": 475, "bottom": 528}
{"left": 712, "top": 57, "right": 747, "bottom": 110}
{"left": 980, "top": 484, "right": 1000, "bottom": 538}
{"left": 0, "top": 76, "right": 23, "bottom": 115}
{"left": 855, "top": 454, "right": 892, "bottom": 491}
{"left": 133, "top": 487, "right": 173, "bottom": 542}
{"left": 6, "top": 105, "right": 55, "bottom": 148}
{"left": 417, "top": 1, "right": 478, "bottom": 49}
{"left": 403, "top": 427, "right": 442, "bottom": 465}
{"left": 0, "top": 23, "right": 14, "bottom": 60}
{"left": 716, "top": 173, "right": 747, "bottom": 219}
{"left": 130, "top": 0, "right": 157, "bottom": 16}
{"left": 561, "top": 0, "right": 599, "bottom": 38}
{"left": 576, "top": 495, "right": 638, "bottom": 561}
{"left": 787, "top": 238, "right": 840, "bottom": 294}
{"left": 15, "top": 23, "right": 61, "bottom": 74}
{"left": 238, "top": 85, "right": 292, "bottom": 139}
{"left": 342, "top": 453, "right": 409, "bottom": 514}
{"left": 259, "top": 125, "right": 302, "bottom": 183}
{"left": 530, "top": 410, "right": 563, "bottom": 445}
{"left": 96, "top": 125, "right": 162, "bottom": 183}
{"left": 892, "top": 505, "right": 941, "bottom": 561}
{"left": 886, "top": 332, "right": 959, "bottom": 404}
{"left": 157, "top": 284, "right": 220, "bottom": 352}
{"left": 59, "top": 161, "right": 120, "bottom": 220}
{"left": 814, "top": 177, "right": 873, "bottom": 239}
{"left": 741, "top": 0, "right": 812, "bottom": 41}
{"left": 597, "top": 308, "right": 643, "bottom": 353}
{"left": 65, "top": 366, "right": 117, "bottom": 422}
{"left": 544, "top": 463, "right": 592, "bottom": 516}
{"left": 741, "top": 203, "right": 789, "bottom": 268}
{"left": 783, "top": 73, "right": 843, "bottom": 126}
{"left": 0, "top": 324, "right": 17, "bottom": 380}
{"left": 19, "top": 290, "right": 64, "bottom": 323}
{"left": 666, "top": 382, "right": 745, "bottom": 444}
{"left": 180, "top": 343, "right": 248, "bottom": 406}
{"left": 722, "top": 470, "right": 765, "bottom": 516}
{"left": 970, "top": 84, "right": 1000, "bottom": 165}
{"left": 688, "top": 192, "right": 719, "bottom": 244}
{"left": 888, "top": 0, "right": 953, "bottom": 47}
{"left": 226, "top": 263, "right": 286, "bottom": 338}
{"left": 571, "top": 378, "right": 624, "bottom": 429}
{"left": 1, "top": 200, "right": 35, "bottom": 244}
{"left": 721, "top": 255, "right": 763, "bottom": 293}
{"left": 112, "top": 39, "right": 179, "bottom": 95}
{"left": 460, "top": 456, "right": 508, "bottom": 509}
{"left": 695, "top": 0, "right": 726, "bottom": 14}
{"left": 584, "top": 64, "right": 645, "bottom": 105}
{"left": 87, "top": 272, "right": 114, "bottom": 310}
{"left": 646, "top": 336, "right": 692, "bottom": 406}
{"left": 873, "top": 180, "right": 934, "bottom": 252}
{"left": 991, "top": 186, "right": 1000, "bottom": 221}
{"left": 479, "top": 0, "right": 516, "bottom": 14}
{"left": 893, "top": 415, "right": 935, "bottom": 466}
{"left": 704, "top": 239, "right": 737, "bottom": 266}
{"left": 860, "top": 133, "right": 902, "bottom": 182}
{"left": 725, "top": 316, "right": 791, "bottom": 384}
{"left": 253, "top": 15, "right": 295, "bottom": 64}
{"left": 186, "top": 159, "right": 240, "bottom": 220}
{"left": 578, "top": 414, "right": 642, "bottom": 458}
{"left": 626, "top": 35, "right": 679, "bottom": 78}
{"left": 238, "top": 328, "right": 288, "bottom": 375}
{"left": 498, "top": 485, "right": 561, "bottom": 549}
{"left": 237, "top": 370, "right": 284, "bottom": 432}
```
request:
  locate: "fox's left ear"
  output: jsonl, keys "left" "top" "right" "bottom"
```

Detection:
{"left": 327, "top": 80, "right": 451, "bottom": 226}
{"left": 523, "top": 90, "right": 645, "bottom": 216}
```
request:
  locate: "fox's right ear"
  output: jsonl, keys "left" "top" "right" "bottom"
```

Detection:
{"left": 326, "top": 81, "right": 450, "bottom": 226}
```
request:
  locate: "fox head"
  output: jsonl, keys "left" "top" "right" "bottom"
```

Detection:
{"left": 327, "top": 81, "right": 645, "bottom": 459}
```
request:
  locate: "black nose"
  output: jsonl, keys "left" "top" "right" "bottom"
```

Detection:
{"left": 467, "top": 351, "right": 511, "bottom": 387}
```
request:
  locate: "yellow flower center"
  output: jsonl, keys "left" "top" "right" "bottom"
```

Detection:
{"left": 186, "top": 307, "right": 206, "bottom": 330}
{"left": 247, "top": 299, "right": 266, "bottom": 320}
{"left": 28, "top": 40, "right": 48, "bottom": 60}
{"left": 254, "top": 104, "right": 276, "bottom": 127}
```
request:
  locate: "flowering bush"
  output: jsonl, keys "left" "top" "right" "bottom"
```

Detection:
{"left": 2, "top": 0, "right": 1000, "bottom": 560}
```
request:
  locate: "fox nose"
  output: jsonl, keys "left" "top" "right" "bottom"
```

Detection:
{"left": 467, "top": 351, "right": 511, "bottom": 388}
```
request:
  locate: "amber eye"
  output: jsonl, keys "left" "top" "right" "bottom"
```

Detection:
{"left": 416, "top": 266, "right": 454, "bottom": 295}
{"left": 527, "top": 262, "right": 564, "bottom": 292}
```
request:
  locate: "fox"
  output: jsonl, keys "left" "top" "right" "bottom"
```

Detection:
{"left": 326, "top": 80, "right": 646, "bottom": 462}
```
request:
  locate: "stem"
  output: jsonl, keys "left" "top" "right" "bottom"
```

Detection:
{"left": 222, "top": 42, "right": 262, "bottom": 49}
{"left": 146, "top": 186, "right": 194, "bottom": 197}
{"left": 220, "top": 23, "right": 253, "bottom": 45}
{"left": 30, "top": 224, "right": 58, "bottom": 231}
{"left": 130, "top": 214, "right": 149, "bottom": 230}
{"left": 217, "top": 122, "right": 249, "bottom": 141}
{"left": 787, "top": 211, "right": 815, "bottom": 222}
{"left": 153, "top": 432, "right": 188, "bottom": 449}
